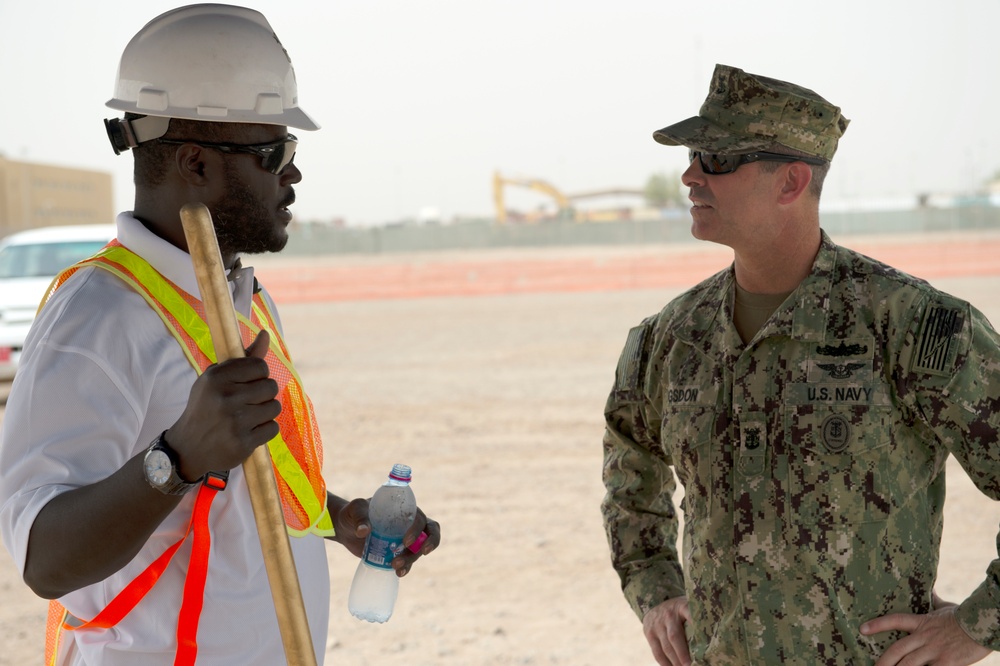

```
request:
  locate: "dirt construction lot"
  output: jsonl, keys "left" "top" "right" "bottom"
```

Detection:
{"left": 3, "top": 230, "right": 1000, "bottom": 665}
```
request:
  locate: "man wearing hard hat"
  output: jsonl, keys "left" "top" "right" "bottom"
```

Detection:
{"left": 0, "top": 5, "right": 441, "bottom": 665}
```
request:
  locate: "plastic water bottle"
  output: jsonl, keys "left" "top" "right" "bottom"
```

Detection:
{"left": 348, "top": 464, "right": 419, "bottom": 623}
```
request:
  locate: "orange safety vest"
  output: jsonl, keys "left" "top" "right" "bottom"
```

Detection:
{"left": 43, "top": 241, "right": 333, "bottom": 666}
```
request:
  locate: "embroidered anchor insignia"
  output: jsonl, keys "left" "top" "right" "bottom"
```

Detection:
{"left": 822, "top": 415, "right": 851, "bottom": 453}
{"left": 817, "top": 341, "right": 868, "bottom": 357}
{"left": 817, "top": 362, "right": 866, "bottom": 379}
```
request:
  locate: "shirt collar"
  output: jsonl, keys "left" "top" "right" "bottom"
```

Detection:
{"left": 673, "top": 230, "right": 841, "bottom": 348}
{"left": 115, "top": 212, "right": 256, "bottom": 317}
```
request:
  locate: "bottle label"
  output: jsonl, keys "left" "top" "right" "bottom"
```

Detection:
{"left": 362, "top": 530, "right": 406, "bottom": 570}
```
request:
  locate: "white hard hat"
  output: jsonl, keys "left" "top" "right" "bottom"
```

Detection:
{"left": 106, "top": 4, "right": 319, "bottom": 132}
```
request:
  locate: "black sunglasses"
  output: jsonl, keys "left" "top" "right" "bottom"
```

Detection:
{"left": 688, "top": 150, "right": 826, "bottom": 175}
{"left": 158, "top": 134, "right": 298, "bottom": 174}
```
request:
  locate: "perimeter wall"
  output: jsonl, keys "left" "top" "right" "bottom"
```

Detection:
{"left": 284, "top": 205, "right": 1000, "bottom": 256}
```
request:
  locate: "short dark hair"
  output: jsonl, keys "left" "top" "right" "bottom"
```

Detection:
{"left": 129, "top": 115, "right": 249, "bottom": 189}
{"left": 757, "top": 144, "right": 830, "bottom": 199}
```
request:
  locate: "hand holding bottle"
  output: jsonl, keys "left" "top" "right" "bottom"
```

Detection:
{"left": 346, "top": 465, "right": 440, "bottom": 623}
{"left": 329, "top": 482, "right": 439, "bottom": 575}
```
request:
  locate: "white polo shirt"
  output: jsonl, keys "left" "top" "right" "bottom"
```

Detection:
{"left": 0, "top": 213, "right": 330, "bottom": 665}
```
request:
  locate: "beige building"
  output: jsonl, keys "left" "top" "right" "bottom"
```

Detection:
{"left": 0, "top": 157, "right": 113, "bottom": 237}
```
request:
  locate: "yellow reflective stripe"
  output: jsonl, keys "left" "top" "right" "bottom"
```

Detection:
{"left": 79, "top": 261, "right": 205, "bottom": 372}
{"left": 249, "top": 299, "right": 309, "bottom": 388}
{"left": 46, "top": 603, "right": 82, "bottom": 666}
{"left": 61, "top": 246, "right": 333, "bottom": 535}
{"left": 108, "top": 248, "right": 331, "bottom": 533}
{"left": 94, "top": 248, "right": 219, "bottom": 365}
{"left": 287, "top": 510, "right": 335, "bottom": 538}
{"left": 107, "top": 246, "right": 219, "bottom": 363}
{"left": 315, "top": 511, "right": 334, "bottom": 534}
{"left": 248, "top": 303, "right": 332, "bottom": 535}
{"left": 47, "top": 609, "right": 66, "bottom": 666}
{"left": 265, "top": 430, "right": 325, "bottom": 525}
{"left": 285, "top": 496, "right": 335, "bottom": 538}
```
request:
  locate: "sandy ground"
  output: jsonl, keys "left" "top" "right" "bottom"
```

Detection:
{"left": 3, "top": 234, "right": 1000, "bottom": 665}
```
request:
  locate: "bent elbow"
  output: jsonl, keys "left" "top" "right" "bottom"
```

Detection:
{"left": 23, "top": 564, "right": 69, "bottom": 600}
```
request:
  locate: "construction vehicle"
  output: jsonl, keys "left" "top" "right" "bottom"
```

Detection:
{"left": 492, "top": 171, "right": 573, "bottom": 223}
{"left": 493, "top": 171, "right": 646, "bottom": 223}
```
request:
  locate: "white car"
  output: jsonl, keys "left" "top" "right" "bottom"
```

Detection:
{"left": 0, "top": 224, "right": 116, "bottom": 381}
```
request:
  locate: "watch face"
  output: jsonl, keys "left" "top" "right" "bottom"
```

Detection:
{"left": 144, "top": 449, "right": 173, "bottom": 487}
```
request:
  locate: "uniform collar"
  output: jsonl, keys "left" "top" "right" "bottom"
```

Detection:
{"left": 777, "top": 231, "right": 838, "bottom": 342}
{"left": 115, "top": 212, "right": 255, "bottom": 317}
{"left": 673, "top": 230, "right": 840, "bottom": 348}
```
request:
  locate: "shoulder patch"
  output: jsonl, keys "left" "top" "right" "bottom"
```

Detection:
{"left": 615, "top": 324, "right": 649, "bottom": 393}
{"left": 912, "top": 304, "right": 965, "bottom": 376}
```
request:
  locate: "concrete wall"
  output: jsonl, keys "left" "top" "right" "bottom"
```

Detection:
{"left": 285, "top": 205, "right": 1000, "bottom": 256}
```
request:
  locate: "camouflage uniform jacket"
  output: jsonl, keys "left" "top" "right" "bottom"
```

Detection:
{"left": 601, "top": 231, "right": 1000, "bottom": 664}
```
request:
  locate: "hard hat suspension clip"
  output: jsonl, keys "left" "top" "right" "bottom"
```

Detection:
{"left": 103, "top": 115, "right": 171, "bottom": 155}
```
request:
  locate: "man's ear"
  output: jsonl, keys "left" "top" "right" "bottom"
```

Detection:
{"left": 173, "top": 144, "right": 211, "bottom": 186}
{"left": 776, "top": 161, "right": 814, "bottom": 205}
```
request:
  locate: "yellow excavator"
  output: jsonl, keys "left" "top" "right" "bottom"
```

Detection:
{"left": 492, "top": 171, "right": 646, "bottom": 223}
{"left": 492, "top": 171, "right": 573, "bottom": 224}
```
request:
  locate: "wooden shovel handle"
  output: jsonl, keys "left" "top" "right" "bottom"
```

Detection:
{"left": 180, "top": 202, "right": 317, "bottom": 666}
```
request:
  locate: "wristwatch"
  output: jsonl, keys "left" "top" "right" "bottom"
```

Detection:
{"left": 143, "top": 431, "right": 201, "bottom": 495}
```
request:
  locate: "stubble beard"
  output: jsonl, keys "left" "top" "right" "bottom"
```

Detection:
{"left": 213, "top": 165, "right": 289, "bottom": 257}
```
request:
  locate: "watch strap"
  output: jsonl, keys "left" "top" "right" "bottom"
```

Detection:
{"left": 144, "top": 431, "right": 202, "bottom": 496}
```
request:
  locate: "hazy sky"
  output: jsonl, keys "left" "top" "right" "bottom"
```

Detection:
{"left": 2, "top": 0, "right": 998, "bottom": 226}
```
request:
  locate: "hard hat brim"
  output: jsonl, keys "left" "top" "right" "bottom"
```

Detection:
{"left": 105, "top": 99, "right": 321, "bottom": 131}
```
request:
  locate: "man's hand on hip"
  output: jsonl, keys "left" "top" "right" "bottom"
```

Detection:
{"left": 863, "top": 595, "right": 991, "bottom": 666}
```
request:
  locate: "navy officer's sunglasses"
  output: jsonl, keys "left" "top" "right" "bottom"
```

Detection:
{"left": 689, "top": 150, "right": 826, "bottom": 175}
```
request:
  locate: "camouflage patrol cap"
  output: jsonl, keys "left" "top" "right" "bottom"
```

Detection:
{"left": 653, "top": 64, "right": 850, "bottom": 160}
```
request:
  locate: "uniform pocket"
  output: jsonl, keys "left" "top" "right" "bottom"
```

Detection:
{"left": 785, "top": 403, "right": 893, "bottom": 624}
{"left": 662, "top": 405, "right": 717, "bottom": 520}
{"left": 785, "top": 403, "right": 891, "bottom": 525}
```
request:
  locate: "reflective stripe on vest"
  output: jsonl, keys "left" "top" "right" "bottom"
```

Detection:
{"left": 42, "top": 241, "right": 331, "bottom": 665}
{"left": 43, "top": 242, "right": 333, "bottom": 535}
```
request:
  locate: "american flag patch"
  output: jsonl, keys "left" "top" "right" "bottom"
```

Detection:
{"left": 615, "top": 325, "right": 648, "bottom": 393}
{"left": 912, "top": 305, "right": 964, "bottom": 375}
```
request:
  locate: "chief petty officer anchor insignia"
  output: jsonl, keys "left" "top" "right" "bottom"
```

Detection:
{"left": 821, "top": 414, "right": 851, "bottom": 453}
